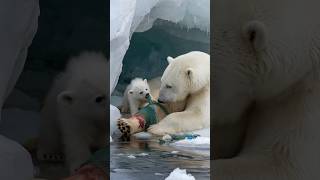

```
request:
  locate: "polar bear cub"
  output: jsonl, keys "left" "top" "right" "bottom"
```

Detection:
{"left": 37, "top": 52, "right": 107, "bottom": 173}
{"left": 121, "top": 78, "right": 151, "bottom": 115}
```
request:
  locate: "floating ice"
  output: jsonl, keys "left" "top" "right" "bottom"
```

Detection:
{"left": 155, "top": 172, "right": 164, "bottom": 176}
{"left": 127, "top": 155, "right": 136, "bottom": 159}
{"left": 110, "top": 0, "right": 210, "bottom": 94}
{"left": 172, "top": 137, "right": 210, "bottom": 147}
{"left": 165, "top": 168, "right": 195, "bottom": 180}
{"left": 171, "top": 151, "right": 179, "bottom": 154}
{"left": 137, "top": 153, "right": 149, "bottom": 156}
{"left": 133, "top": 131, "right": 152, "bottom": 140}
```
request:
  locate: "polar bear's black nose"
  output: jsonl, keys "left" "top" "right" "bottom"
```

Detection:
{"left": 158, "top": 99, "right": 164, "bottom": 103}
{"left": 145, "top": 93, "right": 150, "bottom": 98}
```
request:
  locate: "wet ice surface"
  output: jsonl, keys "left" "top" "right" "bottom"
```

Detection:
{"left": 110, "top": 134, "right": 210, "bottom": 180}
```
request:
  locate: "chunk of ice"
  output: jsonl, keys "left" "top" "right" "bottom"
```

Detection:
{"left": 165, "top": 168, "right": 195, "bottom": 180}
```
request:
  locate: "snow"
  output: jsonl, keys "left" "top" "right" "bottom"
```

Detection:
{"left": 165, "top": 168, "right": 195, "bottom": 180}
{"left": 110, "top": 0, "right": 210, "bottom": 94}
{"left": 110, "top": 104, "right": 121, "bottom": 136}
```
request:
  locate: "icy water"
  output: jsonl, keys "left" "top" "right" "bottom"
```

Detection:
{"left": 110, "top": 135, "right": 210, "bottom": 180}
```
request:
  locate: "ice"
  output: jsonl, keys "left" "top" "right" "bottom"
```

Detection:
{"left": 137, "top": 153, "right": 149, "bottom": 156}
{"left": 165, "top": 168, "right": 195, "bottom": 180}
{"left": 190, "top": 128, "right": 210, "bottom": 137}
{"left": 133, "top": 131, "right": 152, "bottom": 140}
{"left": 155, "top": 172, "right": 164, "bottom": 176}
{"left": 0, "top": 108, "right": 40, "bottom": 144}
{"left": 110, "top": 0, "right": 210, "bottom": 94}
{"left": 172, "top": 137, "right": 210, "bottom": 147}
{"left": 110, "top": 105, "right": 121, "bottom": 136}
{"left": 127, "top": 155, "right": 136, "bottom": 159}
{"left": 0, "top": 135, "right": 33, "bottom": 180}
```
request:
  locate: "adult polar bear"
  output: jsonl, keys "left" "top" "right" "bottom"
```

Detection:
{"left": 213, "top": 0, "right": 320, "bottom": 179}
{"left": 148, "top": 51, "right": 210, "bottom": 135}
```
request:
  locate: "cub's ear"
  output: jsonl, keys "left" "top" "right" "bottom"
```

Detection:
{"left": 128, "top": 90, "right": 134, "bottom": 95}
{"left": 242, "top": 20, "right": 267, "bottom": 52}
{"left": 167, "top": 56, "right": 174, "bottom": 64}
{"left": 143, "top": 79, "right": 148, "bottom": 84}
{"left": 57, "top": 91, "right": 74, "bottom": 105}
{"left": 186, "top": 68, "right": 193, "bottom": 80}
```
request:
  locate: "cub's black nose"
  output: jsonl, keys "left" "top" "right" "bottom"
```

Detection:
{"left": 145, "top": 93, "right": 150, "bottom": 98}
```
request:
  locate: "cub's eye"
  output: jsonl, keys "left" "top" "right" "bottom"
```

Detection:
{"left": 166, "top": 85, "right": 172, "bottom": 89}
{"left": 95, "top": 96, "right": 105, "bottom": 103}
{"left": 139, "top": 91, "right": 143, "bottom": 94}
{"left": 145, "top": 89, "right": 148, "bottom": 91}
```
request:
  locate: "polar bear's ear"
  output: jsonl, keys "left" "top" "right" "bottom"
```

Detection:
{"left": 167, "top": 56, "right": 174, "bottom": 64}
{"left": 57, "top": 91, "right": 74, "bottom": 105}
{"left": 242, "top": 20, "right": 267, "bottom": 52}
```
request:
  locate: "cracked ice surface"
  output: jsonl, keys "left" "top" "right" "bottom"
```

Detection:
{"left": 110, "top": 0, "right": 210, "bottom": 94}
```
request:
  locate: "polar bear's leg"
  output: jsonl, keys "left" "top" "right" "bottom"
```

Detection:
{"left": 58, "top": 114, "right": 91, "bottom": 172}
{"left": 121, "top": 92, "right": 130, "bottom": 113}
{"left": 128, "top": 97, "right": 139, "bottom": 115}
{"left": 148, "top": 111, "right": 204, "bottom": 135}
{"left": 63, "top": 133, "right": 91, "bottom": 172}
{"left": 37, "top": 117, "right": 63, "bottom": 161}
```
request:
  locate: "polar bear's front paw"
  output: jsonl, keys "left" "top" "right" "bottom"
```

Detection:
{"left": 117, "top": 118, "right": 131, "bottom": 137}
{"left": 147, "top": 124, "right": 176, "bottom": 136}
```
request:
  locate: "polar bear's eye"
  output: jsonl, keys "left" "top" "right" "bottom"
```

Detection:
{"left": 139, "top": 91, "right": 143, "bottom": 94}
{"left": 166, "top": 85, "right": 172, "bottom": 89}
{"left": 95, "top": 96, "right": 105, "bottom": 103}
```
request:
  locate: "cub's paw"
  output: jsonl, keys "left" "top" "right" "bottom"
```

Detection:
{"left": 117, "top": 118, "right": 132, "bottom": 138}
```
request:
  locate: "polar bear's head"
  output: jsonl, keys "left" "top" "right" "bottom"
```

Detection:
{"left": 56, "top": 52, "right": 107, "bottom": 121}
{"left": 158, "top": 51, "right": 210, "bottom": 103}
{"left": 128, "top": 78, "right": 150, "bottom": 100}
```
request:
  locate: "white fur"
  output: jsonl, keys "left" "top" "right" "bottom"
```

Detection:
{"left": 121, "top": 78, "right": 151, "bottom": 115}
{"left": 37, "top": 52, "right": 107, "bottom": 172}
{"left": 213, "top": 0, "right": 320, "bottom": 179}
{"left": 148, "top": 51, "right": 210, "bottom": 135}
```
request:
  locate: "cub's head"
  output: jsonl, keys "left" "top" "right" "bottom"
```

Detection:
{"left": 158, "top": 51, "right": 210, "bottom": 103}
{"left": 128, "top": 78, "right": 150, "bottom": 100}
{"left": 56, "top": 51, "right": 107, "bottom": 121}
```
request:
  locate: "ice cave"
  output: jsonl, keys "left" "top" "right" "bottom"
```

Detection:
{"left": 110, "top": 0, "right": 210, "bottom": 131}
{"left": 110, "top": 0, "right": 210, "bottom": 179}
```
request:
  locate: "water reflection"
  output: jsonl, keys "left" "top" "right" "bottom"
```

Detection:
{"left": 110, "top": 135, "right": 210, "bottom": 180}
